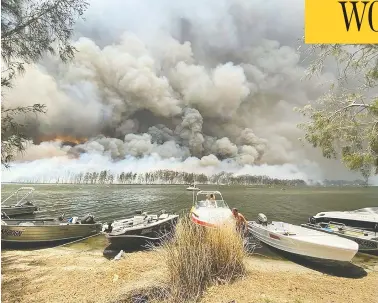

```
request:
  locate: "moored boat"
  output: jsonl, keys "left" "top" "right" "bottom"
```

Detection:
{"left": 190, "top": 191, "right": 233, "bottom": 227}
{"left": 186, "top": 182, "right": 201, "bottom": 191}
{"left": 1, "top": 214, "right": 102, "bottom": 248}
{"left": 1, "top": 187, "right": 39, "bottom": 217}
{"left": 102, "top": 210, "right": 179, "bottom": 248}
{"left": 301, "top": 222, "right": 378, "bottom": 254}
{"left": 248, "top": 214, "right": 358, "bottom": 263}
{"left": 309, "top": 207, "right": 378, "bottom": 231}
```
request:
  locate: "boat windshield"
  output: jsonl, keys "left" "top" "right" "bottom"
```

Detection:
{"left": 196, "top": 200, "right": 229, "bottom": 208}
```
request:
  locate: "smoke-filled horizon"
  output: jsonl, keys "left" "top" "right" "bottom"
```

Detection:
{"left": 2, "top": 0, "right": 375, "bottom": 184}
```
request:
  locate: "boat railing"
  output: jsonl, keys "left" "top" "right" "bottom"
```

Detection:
{"left": 1, "top": 187, "right": 35, "bottom": 206}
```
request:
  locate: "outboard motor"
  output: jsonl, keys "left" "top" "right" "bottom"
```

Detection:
{"left": 103, "top": 222, "right": 113, "bottom": 233}
{"left": 135, "top": 210, "right": 143, "bottom": 215}
{"left": 257, "top": 213, "right": 268, "bottom": 226}
{"left": 81, "top": 214, "right": 95, "bottom": 224}
{"left": 309, "top": 216, "right": 316, "bottom": 224}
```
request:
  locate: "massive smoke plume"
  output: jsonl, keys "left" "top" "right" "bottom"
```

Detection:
{"left": 2, "top": 0, "right": 375, "bottom": 184}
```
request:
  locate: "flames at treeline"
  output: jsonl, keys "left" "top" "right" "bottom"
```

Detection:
{"left": 36, "top": 135, "right": 88, "bottom": 146}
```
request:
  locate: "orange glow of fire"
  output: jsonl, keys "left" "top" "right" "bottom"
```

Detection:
{"left": 39, "top": 135, "right": 87, "bottom": 145}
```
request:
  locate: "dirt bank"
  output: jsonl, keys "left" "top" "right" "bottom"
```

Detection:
{"left": 1, "top": 243, "right": 378, "bottom": 303}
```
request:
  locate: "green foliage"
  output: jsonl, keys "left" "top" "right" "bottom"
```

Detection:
{"left": 1, "top": 104, "right": 46, "bottom": 167}
{"left": 298, "top": 43, "right": 378, "bottom": 182}
{"left": 1, "top": 0, "right": 89, "bottom": 87}
{"left": 1, "top": 0, "right": 89, "bottom": 168}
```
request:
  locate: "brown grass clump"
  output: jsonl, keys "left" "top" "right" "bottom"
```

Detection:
{"left": 159, "top": 217, "right": 246, "bottom": 302}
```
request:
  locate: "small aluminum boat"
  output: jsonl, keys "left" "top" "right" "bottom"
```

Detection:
{"left": 301, "top": 222, "right": 378, "bottom": 254}
{"left": 1, "top": 187, "right": 39, "bottom": 217}
{"left": 1, "top": 214, "right": 102, "bottom": 248}
{"left": 190, "top": 191, "right": 233, "bottom": 227}
{"left": 102, "top": 210, "right": 179, "bottom": 248}
{"left": 248, "top": 214, "right": 358, "bottom": 263}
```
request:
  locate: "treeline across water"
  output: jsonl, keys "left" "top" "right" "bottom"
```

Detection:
{"left": 16, "top": 170, "right": 306, "bottom": 186}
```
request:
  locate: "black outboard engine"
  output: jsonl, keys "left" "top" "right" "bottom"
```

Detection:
{"left": 81, "top": 214, "right": 95, "bottom": 224}
{"left": 309, "top": 216, "right": 316, "bottom": 224}
{"left": 257, "top": 213, "right": 268, "bottom": 226}
{"left": 135, "top": 210, "right": 143, "bottom": 215}
{"left": 58, "top": 213, "right": 65, "bottom": 222}
{"left": 103, "top": 222, "right": 113, "bottom": 233}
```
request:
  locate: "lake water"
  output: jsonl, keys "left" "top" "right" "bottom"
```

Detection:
{"left": 2, "top": 184, "right": 377, "bottom": 224}
{"left": 2, "top": 184, "right": 378, "bottom": 271}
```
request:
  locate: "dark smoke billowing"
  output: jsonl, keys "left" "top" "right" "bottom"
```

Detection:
{"left": 2, "top": 0, "right": 373, "bottom": 183}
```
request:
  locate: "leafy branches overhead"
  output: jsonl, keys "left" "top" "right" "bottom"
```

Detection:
{"left": 1, "top": 0, "right": 88, "bottom": 168}
{"left": 297, "top": 44, "right": 378, "bottom": 181}
{"left": 1, "top": 104, "right": 47, "bottom": 167}
{"left": 1, "top": 0, "right": 88, "bottom": 87}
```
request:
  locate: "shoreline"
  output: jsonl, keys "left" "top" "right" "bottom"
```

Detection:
{"left": 2, "top": 236, "right": 378, "bottom": 303}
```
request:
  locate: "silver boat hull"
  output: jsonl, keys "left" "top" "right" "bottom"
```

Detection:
{"left": 1, "top": 223, "right": 102, "bottom": 247}
{"left": 2, "top": 205, "right": 39, "bottom": 216}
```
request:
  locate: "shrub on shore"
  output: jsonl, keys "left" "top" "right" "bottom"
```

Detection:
{"left": 159, "top": 217, "right": 246, "bottom": 302}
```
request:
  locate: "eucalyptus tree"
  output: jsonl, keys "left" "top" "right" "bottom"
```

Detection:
{"left": 1, "top": 0, "right": 89, "bottom": 167}
{"left": 297, "top": 44, "right": 378, "bottom": 184}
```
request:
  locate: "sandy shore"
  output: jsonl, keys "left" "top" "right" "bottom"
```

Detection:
{"left": 2, "top": 237, "right": 378, "bottom": 303}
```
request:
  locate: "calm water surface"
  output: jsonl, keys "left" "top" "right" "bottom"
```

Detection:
{"left": 1, "top": 184, "right": 377, "bottom": 224}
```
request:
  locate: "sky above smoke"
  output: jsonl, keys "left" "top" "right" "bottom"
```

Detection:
{"left": 2, "top": 0, "right": 374, "bottom": 184}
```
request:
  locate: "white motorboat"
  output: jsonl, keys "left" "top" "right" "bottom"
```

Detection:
{"left": 1, "top": 187, "right": 39, "bottom": 217}
{"left": 190, "top": 191, "right": 233, "bottom": 227}
{"left": 248, "top": 214, "right": 358, "bottom": 262}
{"left": 309, "top": 207, "right": 378, "bottom": 231}
{"left": 186, "top": 183, "right": 201, "bottom": 191}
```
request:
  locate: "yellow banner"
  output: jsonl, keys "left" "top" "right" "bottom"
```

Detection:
{"left": 305, "top": 0, "right": 378, "bottom": 43}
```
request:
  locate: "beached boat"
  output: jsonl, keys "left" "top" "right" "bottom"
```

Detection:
{"left": 309, "top": 207, "right": 378, "bottom": 231}
{"left": 102, "top": 210, "right": 179, "bottom": 248}
{"left": 248, "top": 214, "right": 358, "bottom": 263}
{"left": 301, "top": 222, "right": 378, "bottom": 254}
{"left": 1, "top": 214, "right": 102, "bottom": 248}
{"left": 1, "top": 187, "right": 39, "bottom": 217}
{"left": 190, "top": 191, "right": 233, "bottom": 227}
{"left": 186, "top": 182, "right": 201, "bottom": 191}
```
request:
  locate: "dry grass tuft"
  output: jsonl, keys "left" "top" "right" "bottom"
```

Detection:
{"left": 158, "top": 216, "right": 246, "bottom": 302}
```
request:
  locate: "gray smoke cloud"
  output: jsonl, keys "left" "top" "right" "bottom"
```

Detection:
{"left": 1, "top": 0, "right": 365, "bottom": 181}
